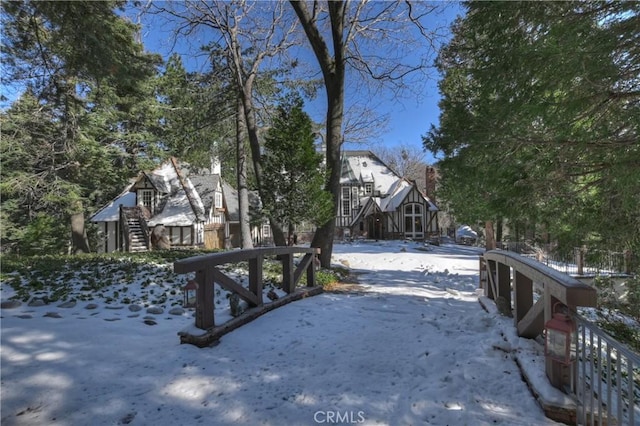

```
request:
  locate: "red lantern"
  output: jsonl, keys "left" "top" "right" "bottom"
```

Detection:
{"left": 183, "top": 280, "right": 198, "bottom": 308}
{"left": 544, "top": 303, "right": 576, "bottom": 365}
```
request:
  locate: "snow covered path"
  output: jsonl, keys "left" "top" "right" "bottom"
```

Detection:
{"left": 1, "top": 241, "right": 559, "bottom": 425}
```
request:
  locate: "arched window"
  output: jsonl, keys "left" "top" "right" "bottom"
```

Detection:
{"left": 404, "top": 203, "right": 423, "bottom": 239}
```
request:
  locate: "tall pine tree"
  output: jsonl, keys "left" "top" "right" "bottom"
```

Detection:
{"left": 1, "top": 1, "right": 160, "bottom": 253}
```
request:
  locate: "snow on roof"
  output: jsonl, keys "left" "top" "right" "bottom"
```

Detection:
{"left": 340, "top": 156, "right": 358, "bottom": 183}
{"left": 92, "top": 159, "right": 212, "bottom": 225}
{"left": 145, "top": 161, "right": 179, "bottom": 194}
{"left": 380, "top": 181, "right": 413, "bottom": 212}
{"left": 89, "top": 184, "right": 137, "bottom": 222}
{"left": 341, "top": 151, "right": 401, "bottom": 195}
{"left": 182, "top": 175, "right": 206, "bottom": 220}
{"left": 148, "top": 188, "right": 198, "bottom": 227}
{"left": 144, "top": 159, "right": 207, "bottom": 225}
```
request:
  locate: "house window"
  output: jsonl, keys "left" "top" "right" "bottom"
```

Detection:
{"left": 167, "top": 226, "right": 193, "bottom": 245}
{"left": 140, "top": 189, "right": 153, "bottom": 212}
{"left": 352, "top": 187, "right": 359, "bottom": 208}
{"left": 215, "top": 191, "right": 223, "bottom": 209}
{"left": 364, "top": 183, "right": 373, "bottom": 195}
{"left": 404, "top": 203, "right": 423, "bottom": 238}
{"left": 262, "top": 224, "right": 271, "bottom": 237}
{"left": 341, "top": 187, "right": 351, "bottom": 216}
{"left": 169, "top": 227, "right": 181, "bottom": 245}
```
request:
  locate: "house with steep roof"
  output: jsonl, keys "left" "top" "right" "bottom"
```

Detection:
{"left": 90, "top": 157, "right": 250, "bottom": 252}
{"left": 336, "top": 151, "right": 439, "bottom": 241}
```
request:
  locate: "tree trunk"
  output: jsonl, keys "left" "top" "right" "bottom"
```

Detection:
{"left": 485, "top": 220, "right": 496, "bottom": 251}
{"left": 238, "top": 66, "right": 287, "bottom": 247}
{"left": 71, "top": 201, "right": 91, "bottom": 254}
{"left": 496, "top": 217, "right": 503, "bottom": 244}
{"left": 292, "top": 0, "right": 347, "bottom": 268}
{"left": 242, "top": 93, "right": 287, "bottom": 246}
{"left": 311, "top": 79, "right": 343, "bottom": 267}
{"left": 269, "top": 220, "right": 287, "bottom": 247}
{"left": 236, "top": 95, "right": 253, "bottom": 249}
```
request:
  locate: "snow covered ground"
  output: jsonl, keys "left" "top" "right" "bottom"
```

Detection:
{"left": 1, "top": 240, "right": 561, "bottom": 425}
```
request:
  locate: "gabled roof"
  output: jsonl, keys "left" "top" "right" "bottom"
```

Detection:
{"left": 145, "top": 158, "right": 206, "bottom": 226}
{"left": 89, "top": 183, "right": 137, "bottom": 222}
{"left": 380, "top": 181, "right": 414, "bottom": 212}
{"left": 340, "top": 154, "right": 358, "bottom": 184}
{"left": 221, "top": 181, "right": 261, "bottom": 223}
{"left": 349, "top": 196, "right": 383, "bottom": 227}
{"left": 348, "top": 179, "right": 438, "bottom": 228}
{"left": 222, "top": 181, "right": 239, "bottom": 222}
{"left": 340, "top": 151, "right": 402, "bottom": 195}
{"left": 191, "top": 174, "right": 220, "bottom": 211}
{"left": 91, "top": 158, "right": 214, "bottom": 226}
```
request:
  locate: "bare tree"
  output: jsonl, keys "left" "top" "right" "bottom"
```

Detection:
{"left": 290, "top": 0, "right": 444, "bottom": 266}
{"left": 153, "top": 0, "right": 299, "bottom": 247}
{"left": 375, "top": 143, "right": 428, "bottom": 184}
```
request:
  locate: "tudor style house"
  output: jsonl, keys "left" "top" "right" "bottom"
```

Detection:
{"left": 90, "top": 157, "right": 250, "bottom": 252}
{"left": 335, "top": 151, "right": 439, "bottom": 241}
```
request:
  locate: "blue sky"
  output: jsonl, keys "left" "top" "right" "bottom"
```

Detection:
{"left": 137, "top": 2, "right": 464, "bottom": 165}
{"left": 0, "top": 2, "right": 463, "bottom": 165}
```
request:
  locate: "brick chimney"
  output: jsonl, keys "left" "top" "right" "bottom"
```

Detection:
{"left": 425, "top": 166, "right": 437, "bottom": 202}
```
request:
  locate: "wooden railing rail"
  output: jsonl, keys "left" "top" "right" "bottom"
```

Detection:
{"left": 480, "top": 249, "right": 598, "bottom": 404}
{"left": 174, "top": 247, "right": 321, "bottom": 334}
{"left": 481, "top": 250, "right": 597, "bottom": 337}
{"left": 119, "top": 205, "right": 130, "bottom": 252}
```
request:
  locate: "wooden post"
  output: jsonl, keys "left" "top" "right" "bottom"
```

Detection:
{"left": 482, "top": 250, "right": 596, "bottom": 401}
{"left": 486, "top": 260, "right": 497, "bottom": 300}
{"left": 513, "top": 270, "right": 533, "bottom": 325}
{"left": 249, "top": 256, "right": 263, "bottom": 307}
{"left": 174, "top": 247, "right": 323, "bottom": 339}
{"left": 282, "top": 253, "right": 294, "bottom": 294}
{"left": 479, "top": 257, "right": 487, "bottom": 291}
{"left": 195, "top": 268, "right": 215, "bottom": 330}
{"left": 306, "top": 254, "right": 316, "bottom": 287}
{"left": 497, "top": 262, "right": 511, "bottom": 308}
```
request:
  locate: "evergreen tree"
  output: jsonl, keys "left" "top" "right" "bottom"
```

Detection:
{"left": 156, "top": 53, "right": 236, "bottom": 178}
{"left": 1, "top": 0, "right": 160, "bottom": 254}
{"left": 261, "top": 95, "right": 334, "bottom": 241}
{"left": 425, "top": 1, "right": 640, "bottom": 252}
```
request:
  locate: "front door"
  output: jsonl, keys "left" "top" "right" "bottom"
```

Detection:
{"left": 367, "top": 213, "right": 384, "bottom": 240}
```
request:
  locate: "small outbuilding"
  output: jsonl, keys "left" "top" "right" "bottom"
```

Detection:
{"left": 90, "top": 157, "right": 251, "bottom": 252}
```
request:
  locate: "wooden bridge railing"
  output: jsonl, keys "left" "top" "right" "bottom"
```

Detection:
{"left": 174, "top": 246, "right": 321, "bottom": 346}
{"left": 480, "top": 250, "right": 597, "bottom": 393}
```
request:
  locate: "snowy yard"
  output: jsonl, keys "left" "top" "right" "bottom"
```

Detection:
{"left": 1, "top": 241, "right": 561, "bottom": 425}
